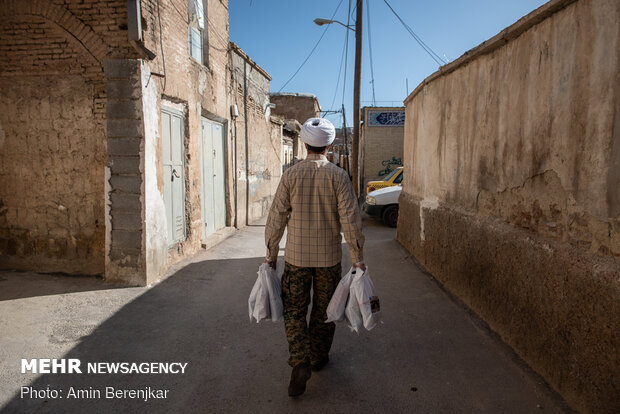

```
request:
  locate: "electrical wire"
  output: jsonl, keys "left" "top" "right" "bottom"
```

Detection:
{"left": 382, "top": 0, "right": 446, "bottom": 66}
{"left": 341, "top": 0, "right": 352, "bottom": 109}
{"left": 326, "top": 21, "right": 349, "bottom": 117}
{"left": 277, "top": 0, "right": 345, "bottom": 92}
{"left": 232, "top": 67, "right": 271, "bottom": 96}
{"left": 366, "top": 0, "right": 376, "bottom": 106}
{"left": 207, "top": 15, "right": 233, "bottom": 51}
{"left": 350, "top": 1, "right": 357, "bottom": 22}
{"left": 170, "top": 1, "right": 188, "bottom": 22}
{"left": 156, "top": 0, "right": 166, "bottom": 92}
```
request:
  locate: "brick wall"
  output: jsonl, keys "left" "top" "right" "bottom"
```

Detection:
{"left": 270, "top": 94, "right": 321, "bottom": 124}
{"left": 231, "top": 47, "right": 282, "bottom": 225}
{"left": 361, "top": 108, "right": 404, "bottom": 182}
{"left": 0, "top": 76, "right": 105, "bottom": 274}
{"left": 0, "top": 0, "right": 134, "bottom": 274}
{"left": 0, "top": 0, "right": 280, "bottom": 282}
{"left": 0, "top": 0, "right": 136, "bottom": 74}
{"left": 136, "top": 0, "right": 238, "bottom": 272}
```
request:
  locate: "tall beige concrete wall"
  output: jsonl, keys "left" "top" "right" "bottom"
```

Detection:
{"left": 397, "top": 0, "right": 619, "bottom": 412}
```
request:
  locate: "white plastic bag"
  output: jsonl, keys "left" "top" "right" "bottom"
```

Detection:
{"left": 345, "top": 269, "right": 364, "bottom": 332}
{"left": 262, "top": 263, "right": 283, "bottom": 322}
{"left": 248, "top": 275, "right": 261, "bottom": 320}
{"left": 351, "top": 267, "right": 381, "bottom": 330}
{"left": 249, "top": 263, "right": 283, "bottom": 323}
{"left": 326, "top": 267, "right": 355, "bottom": 323}
{"left": 252, "top": 280, "right": 270, "bottom": 322}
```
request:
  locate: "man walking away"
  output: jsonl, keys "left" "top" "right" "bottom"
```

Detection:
{"left": 264, "top": 118, "right": 365, "bottom": 397}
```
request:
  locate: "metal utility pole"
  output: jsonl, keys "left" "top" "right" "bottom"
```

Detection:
{"left": 352, "top": 0, "right": 363, "bottom": 197}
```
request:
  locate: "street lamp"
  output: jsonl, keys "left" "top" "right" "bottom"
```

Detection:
{"left": 313, "top": 18, "right": 355, "bottom": 32}
{"left": 314, "top": 0, "right": 363, "bottom": 198}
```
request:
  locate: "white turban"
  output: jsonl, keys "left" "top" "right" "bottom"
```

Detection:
{"left": 300, "top": 118, "right": 336, "bottom": 147}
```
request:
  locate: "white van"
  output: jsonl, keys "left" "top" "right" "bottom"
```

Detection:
{"left": 362, "top": 185, "right": 401, "bottom": 227}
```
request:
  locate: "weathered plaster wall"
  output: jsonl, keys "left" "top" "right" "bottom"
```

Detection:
{"left": 361, "top": 107, "right": 404, "bottom": 182}
{"left": 0, "top": 0, "right": 139, "bottom": 276}
{"left": 269, "top": 93, "right": 321, "bottom": 124}
{"left": 141, "top": 61, "right": 167, "bottom": 285}
{"left": 398, "top": 0, "right": 619, "bottom": 412}
{"left": 0, "top": 77, "right": 105, "bottom": 274}
{"left": 246, "top": 118, "right": 283, "bottom": 221}
{"left": 139, "top": 0, "right": 234, "bottom": 275}
{"left": 230, "top": 45, "right": 282, "bottom": 225}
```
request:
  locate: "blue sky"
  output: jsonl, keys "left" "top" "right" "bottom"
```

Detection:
{"left": 229, "top": 0, "right": 548, "bottom": 126}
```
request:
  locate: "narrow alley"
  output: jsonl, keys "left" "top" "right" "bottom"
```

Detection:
{"left": 0, "top": 217, "right": 571, "bottom": 413}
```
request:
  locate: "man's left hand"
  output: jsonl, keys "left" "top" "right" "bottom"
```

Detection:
{"left": 353, "top": 261, "right": 366, "bottom": 271}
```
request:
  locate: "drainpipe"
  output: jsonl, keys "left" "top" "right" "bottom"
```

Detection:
{"left": 232, "top": 107, "right": 238, "bottom": 229}
{"left": 244, "top": 61, "right": 250, "bottom": 226}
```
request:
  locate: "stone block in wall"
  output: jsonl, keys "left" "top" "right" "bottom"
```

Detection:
{"left": 111, "top": 230, "right": 142, "bottom": 250}
{"left": 108, "top": 156, "right": 140, "bottom": 174}
{"left": 109, "top": 192, "right": 141, "bottom": 212}
{"left": 107, "top": 138, "right": 141, "bottom": 156}
{"left": 111, "top": 211, "right": 142, "bottom": 231}
{"left": 106, "top": 79, "right": 142, "bottom": 99}
{"left": 109, "top": 247, "right": 142, "bottom": 268}
{"left": 104, "top": 59, "right": 140, "bottom": 79}
{"left": 106, "top": 100, "right": 142, "bottom": 120}
{"left": 109, "top": 175, "right": 141, "bottom": 194}
{"left": 107, "top": 119, "right": 143, "bottom": 138}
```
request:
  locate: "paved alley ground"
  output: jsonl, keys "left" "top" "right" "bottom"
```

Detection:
{"left": 0, "top": 216, "right": 573, "bottom": 413}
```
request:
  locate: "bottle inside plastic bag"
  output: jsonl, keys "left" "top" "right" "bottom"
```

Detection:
{"left": 345, "top": 269, "right": 364, "bottom": 332}
{"left": 345, "top": 267, "right": 381, "bottom": 331}
{"left": 352, "top": 268, "right": 381, "bottom": 330}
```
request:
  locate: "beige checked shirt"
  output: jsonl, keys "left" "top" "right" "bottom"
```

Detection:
{"left": 265, "top": 154, "right": 364, "bottom": 267}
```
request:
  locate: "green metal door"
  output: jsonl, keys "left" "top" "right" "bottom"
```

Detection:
{"left": 162, "top": 108, "right": 186, "bottom": 246}
{"left": 201, "top": 117, "right": 226, "bottom": 238}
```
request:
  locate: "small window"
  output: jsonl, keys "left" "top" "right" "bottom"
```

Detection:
{"left": 188, "top": 0, "right": 204, "bottom": 64}
{"left": 383, "top": 168, "right": 400, "bottom": 181}
{"left": 188, "top": 27, "right": 202, "bottom": 63}
{"left": 394, "top": 170, "right": 403, "bottom": 184}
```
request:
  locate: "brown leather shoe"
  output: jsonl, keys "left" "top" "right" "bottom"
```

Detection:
{"left": 288, "top": 363, "right": 311, "bottom": 397}
{"left": 311, "top": 356, "right": 329, "bottom": 371}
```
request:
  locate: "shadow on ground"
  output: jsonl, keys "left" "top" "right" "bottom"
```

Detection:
{"left": 0, "top": 272, "right": 125, "bottom": 302}
{"left": 1, "top": 220, "right": 572, "bottom": 413}
{"left": 2, "top": 256, "right": 288, "bottom": 414}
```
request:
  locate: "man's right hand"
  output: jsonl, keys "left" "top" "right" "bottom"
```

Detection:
{"left": 264, "top": 259, "right": 276, "bottom": 270}
{"left": 353, "top": 262, "right": 366, "bottom": 271}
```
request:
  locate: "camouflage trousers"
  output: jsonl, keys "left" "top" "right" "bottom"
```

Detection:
{"left": 282, "top": 262, "right": 342, "bottom": 367}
